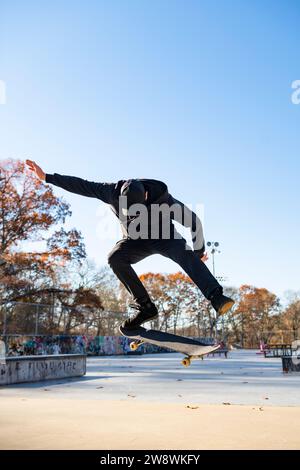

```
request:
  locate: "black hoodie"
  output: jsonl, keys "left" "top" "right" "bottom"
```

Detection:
{"left": 45, "top": 174, "right": 204, "bottom": 254}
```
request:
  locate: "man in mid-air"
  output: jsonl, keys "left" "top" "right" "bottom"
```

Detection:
{"left": 26, "top": 159, "right": 234, "bottom": 330}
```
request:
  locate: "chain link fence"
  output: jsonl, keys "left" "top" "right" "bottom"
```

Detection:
{"left": 0, "top": 301, "right": 126, "bottom": 336}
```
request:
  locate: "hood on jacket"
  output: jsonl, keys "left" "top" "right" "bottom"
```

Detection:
{"left": 139, "top": 179, "right": 169, "bottom": 205}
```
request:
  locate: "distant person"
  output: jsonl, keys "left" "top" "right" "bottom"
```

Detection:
{"left": 26, "top": 160, "right": 235, "bottom": 330}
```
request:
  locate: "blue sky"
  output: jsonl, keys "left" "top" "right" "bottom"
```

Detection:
{"left": 0, "top": 0, "right": 299, "bottom": 299}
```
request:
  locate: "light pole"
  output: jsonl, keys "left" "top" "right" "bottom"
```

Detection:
{"left": 206, "top": 241, "right": 220, "bottom": 277}
{"left": 207, "top": 241, "right": 222, "bottom": 340}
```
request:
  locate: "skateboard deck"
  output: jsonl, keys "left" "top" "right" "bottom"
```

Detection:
{"left": 119, "top": 326, "right": 220, "bottom": 367}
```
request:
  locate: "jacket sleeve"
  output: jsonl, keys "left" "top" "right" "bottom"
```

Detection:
{"left": 45, "top": 173, "right": 115, "bottom": 204}
{"left": 170, "top": 196, "right": 205, "bottom": 255}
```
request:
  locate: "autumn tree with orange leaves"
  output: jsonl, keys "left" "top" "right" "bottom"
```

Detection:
{"left": 0, "top": 159, "right": 104, "bottom": 334}
{"left": 139, "top": 272, "right": 218, "bottom": 336}
{"left": 231, "top": 285, "right": 281, "bottom": 347}
{"left": 139, "top": 272, "right": 192, "bottom": 333}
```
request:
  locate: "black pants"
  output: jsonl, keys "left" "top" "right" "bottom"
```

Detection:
{"left": 108, "top": 238, "right": 221, "bottom": 305}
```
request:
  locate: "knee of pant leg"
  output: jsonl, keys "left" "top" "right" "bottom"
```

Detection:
{"left": 107, "top": 251, "right": 117, "bottom": 268}
{"left": 107, "top": 250, "right": 124, "bottom": 269}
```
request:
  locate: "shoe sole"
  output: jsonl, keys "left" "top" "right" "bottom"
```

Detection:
{"left": 218, "top": 300, "right": 235, "bottom": 316}
{"left": 122, "top": 313, "right": 158, "bottom": 331}
{"left": 140, "top": 313, "right": 159, "bottom": 327}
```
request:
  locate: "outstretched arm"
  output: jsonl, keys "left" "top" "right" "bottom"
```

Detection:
{"left": 26, "top": 160, "right": 115, "bottom": 204}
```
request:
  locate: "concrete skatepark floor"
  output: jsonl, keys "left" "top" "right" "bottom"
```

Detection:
{"left": 0, "top": 350, "right": 300, "bottom": 449}
{"left": 1, "top": 350, "right": 299, "bottom": 406}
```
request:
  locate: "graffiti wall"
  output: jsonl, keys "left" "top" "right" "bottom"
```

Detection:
{"left": 1, "top": 334, "right": 171, "bottom": 357}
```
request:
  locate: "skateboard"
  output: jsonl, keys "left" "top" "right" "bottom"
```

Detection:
{"left": 119, "top": 326, "right": 220, "bottom": 367}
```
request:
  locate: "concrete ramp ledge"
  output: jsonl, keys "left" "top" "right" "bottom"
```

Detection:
{"left": 0, "top": 354, "right": 86, "bottom": 385}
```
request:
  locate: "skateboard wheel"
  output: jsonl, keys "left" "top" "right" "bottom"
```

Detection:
{"left": 181, "top": 358, "right": 191, "bottom": 367}
{"left": 130, "top": 342, "right": 139, "bottom": 351}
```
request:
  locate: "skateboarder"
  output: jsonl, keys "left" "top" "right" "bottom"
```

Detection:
{"left": 26, "top": 160, "right": 234, "bottom": 330}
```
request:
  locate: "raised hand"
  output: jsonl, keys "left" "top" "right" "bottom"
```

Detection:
{"left": 26, "top": 159, "right": 46, "bottom": 181}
